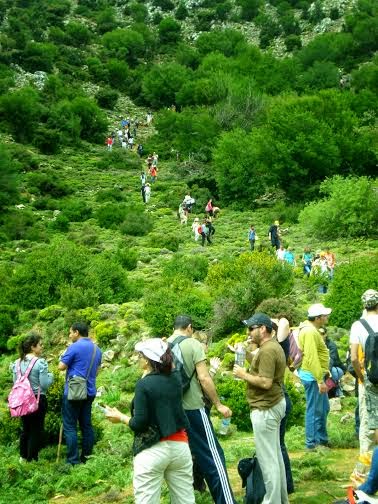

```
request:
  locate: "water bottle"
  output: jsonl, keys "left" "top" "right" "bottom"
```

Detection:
{"left": 235, "top": 344, "right": 246, "bottom": 367}
{"left": 219, "top": 417, "right": 231, "bottom": 435}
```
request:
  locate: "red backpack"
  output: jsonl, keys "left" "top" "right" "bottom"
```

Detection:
{"left": 8, "top": 357, "right": 40, "bottom": 417}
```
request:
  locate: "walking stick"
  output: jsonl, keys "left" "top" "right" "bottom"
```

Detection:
{"left": 56, "top": 423, "right": 63, "bottom": 463}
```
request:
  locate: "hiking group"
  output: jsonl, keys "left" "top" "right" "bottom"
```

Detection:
{"left": 8, "top": 289, "right": 378, "bottom": 502}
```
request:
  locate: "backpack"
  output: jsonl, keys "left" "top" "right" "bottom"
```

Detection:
{"left": 287, "top": 328, "right": 303, "bottom": 371}
{"left": 360, "top": 319, "right": 378, "bottom": 385}
{"left": 198, "top": 226, "right": 202, "bottom": 234}
{"left": 238, "top": 454, "right": 265, "bottom": 504}
{"left": 8, "top": 357, "right": 40, "bottom": 417}
{"left": 168, "top": 336, "right": 196, "bottom": 393}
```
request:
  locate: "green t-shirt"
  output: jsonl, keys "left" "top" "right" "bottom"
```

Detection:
{"left": 246, "top": 340, "right": 286, "bottom": 410}
{"left": 167, "top": 335, "right": 206, "bottom": 411}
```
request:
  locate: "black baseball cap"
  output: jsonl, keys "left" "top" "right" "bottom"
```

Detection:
{"left": 242, "top": 313, "right": 273, "bottom": 330}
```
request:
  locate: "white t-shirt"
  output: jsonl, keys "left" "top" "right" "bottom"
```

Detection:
{"left": 349, "top": 314, "right": 378, "bottom": 352}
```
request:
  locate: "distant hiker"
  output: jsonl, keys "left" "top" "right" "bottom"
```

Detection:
{"left": 205, "top": 216, "right": 215, "bottom": 237}
{"left": 192, "top": 217, "right": 200, "bottom": 241}
{"left": 269, "top": 220, "right": 280, "bottom": 249}
{"left": 141, "top": 185, "right": 146, "bottom": 204}
{"left": 200, "top": 220, "right": 211, "bottom": 246}
{"left": 276, "top": 245, "right": 286, "bottom": 261}
{"left": 121, "top": 118, "right": 127, "bottom": 128}
{"left": 324, "top": 248, "right": 336, "bottom": 279}
{"left": 248, "top": 225, "right": 256, "bottom": 251}
{"left": 146, "top": 112, "right": 153, "bottom": 126}
{"left": 106, "top": 136, "right": 113, "bottom": 151}
{"left": 128, "top": 136, "right": 134, "bottom": 150}
{"left": 144, "top": 183, "right": 151, "bottom": 203}
{"left": 140, "top": 172, "right": 147, "bottom": 185}
{"left": 146, "top": 155, "right": 153, "bottom": 169}
{"left": 205, "top": 199, "right": 220, "bottom": 217}
{"left": 150, "top": 166, "right": 157, "bottom": 183}
{"left": 183, "top": 194, "right": 195, "bottom": 214}
{"left": 105, "top": 338, "right": 195, "bottom": 504}
{"left": 58, "top": 322, "right": 102, "bottom": 465}
{"left": 133, "top": 119, "right": 139, "bottom": 138}
{"left": 284, "top": 247, "right": 296, "bottom": 266}
{"left": 302, "top": 248, "right": 313, "bottom": 276}
{"left": 117, "top": 129, "right": 123, "bottom": 144}
{"left": 10, "top": 333, "right": 54, "bottom": 462}
{"left": 121, "top": 138, "right": 127, "bottom": 149}
{"left": 152, "top": 152, "right": 158, "bottom": 167}
{"left": 178, "top": 204, "right": 188, "bottom": 225}
{"left": 137, "top": 144, "right": 144, "bottom": 157}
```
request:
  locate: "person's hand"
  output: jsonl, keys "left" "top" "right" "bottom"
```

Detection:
{"left": 318, "top": 383, "right": 328, "bottom": 394}
{"left": 217, "top": 404, "right": 232, "bottom": 418}
{"left": 105, "top": 406, "right": 125, "bottom": 423}
{"left": 209, "top": 357, "right": 221, "bottom": 374}
{"left": 227, "top": 344, "right": 235, "bottom": 353}
{"left": 233, "top": 364, "right": 246, "bottom": 380}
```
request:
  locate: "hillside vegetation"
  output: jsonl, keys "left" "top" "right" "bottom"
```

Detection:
{"left": 0, "top": 0, "right": 377, "bottom": 502}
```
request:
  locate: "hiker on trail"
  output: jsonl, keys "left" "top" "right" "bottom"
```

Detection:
{"left": 121, "top": 118, "right": 127, "bottom": 128}
{"left": 192, "top": 217, "right": 200, "bottom": 241}
{"left": 58, "top": 322, "right": 102, "bottom": 465}
{"left": 276, "top": 245, "right": 285, "bottom": 261}
{"left": 234, "top": 313, "right": 289, "bottom": 504}
{"left": 205, "top": 199, "right": 220, "bottom": 217}
{"left": 205, "top": 216, "right": 215, "bottom": 237}
{"left": 117, "top": 129, "right": 123, "bottom": 144}
{"left": 141, "top": 185, "right": 146, "bottom": 204}
{"left": 324, "top": 247, "right": 336, "bottom": 279}
{"left": 144, "top": 183, "right": 151, "bottom": 203}
{"left": 121, "top": 137, "right": 127, "bottom": 149}
{"left": 311, "top": 252, "right": 329, "bottom": 293}
{"left": 183, "top": 194, "right": 195, "bottom": 214}
{"left": 350, "top": 289, "right": 378, "bottom": 454}
{"left": 248, "top": 225, "right": 256, "bottom": 251}
{"left": 132, "top": 119, "right": 139, "bottom": 138}
{"left": 320, "top": 327, "right": 346, "bottom": 399}
{"left": 137, "top": 144, "right": 144, "bottom": 157}
{"left": 146, "top": 154, "right": 153, "bottom": 169}
{"left": 152, "top": 152, "right": 158, "bottom": 167}
{"left": 140, "top": 172, "right": 147, "bottom": 185}
{"left": 105, "top": 338, "right": 195, "bottom": 504}
{"left": 297, "top": 304, "right": 331, "bottom": 451}
{"left": 167, "top": 315, "right": 236, "bottom": 504}
{"left": 284, "top": 247, "right": 296, "bottom": 266}
{"left": 150, "top": 166, "right": 157, "bottom": 183}
{"left": 302, "top": 247, "right": 313, "bottom": 276}
{"left": 106, "top": 136, "right": 113, "bottom": 151}
{"left": 10, "top": 333, "right": 54, "bottom": 462}
{"left": 128, "top": 136, "right": 134, "bottom": 150}
{"left": 200, "top": 220, "right": 211, "bottom": 246}
{"left": 178, "top": 204, "right": 188, "bottom": 225}
{"left": 268, "top": 220, "right": 280, "bottom": 250}
{"left": 146, "top": 112, "right": 153, "bottom": 126}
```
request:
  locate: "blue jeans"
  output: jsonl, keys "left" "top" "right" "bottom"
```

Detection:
{"left": 62, "top": 395, "right": 95, "bottom": 465}
{"left": 302, "top": 380, "right": 329, "bottom": 449}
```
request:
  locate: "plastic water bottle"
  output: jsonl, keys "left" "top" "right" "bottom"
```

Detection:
{"left": 219, "top": 418, "right": 231, "bottom": 435}
{"left": 235, "top": 344, "right": 246, "bottom": 367}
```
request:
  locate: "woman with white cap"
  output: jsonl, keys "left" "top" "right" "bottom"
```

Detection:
{"left": 105, "top": 338, "right": 195, "bottom": 504}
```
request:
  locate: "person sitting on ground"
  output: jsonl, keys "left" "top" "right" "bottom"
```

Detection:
{"left": 105, "top": 339, "right": 195, "bottom": 504}
{"left": 10, "top": 333, "right": 54, "bottom": 462}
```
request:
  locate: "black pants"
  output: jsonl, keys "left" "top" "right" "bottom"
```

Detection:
{"left": 20, "top": 395, "right": 48, "bottom": 461}
{"left": 280, "top": 389, "right": 294, "bottom": 494}
{"left": 201, "top": 232, "right": 211, "bottom": 246}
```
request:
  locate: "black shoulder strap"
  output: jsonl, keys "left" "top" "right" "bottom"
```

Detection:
{"left": 85, "top": 344, "right": 97, "bottom": 381}
{"left": 359, "top": 319, "right": 376, "bottom": 336}
{"left": 171, "top": 335, "right": 188, "bottom": 347}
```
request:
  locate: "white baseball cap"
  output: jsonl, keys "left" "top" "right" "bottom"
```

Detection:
{"left": 135, "top": 338, "right": 168, "bottom": 363}
{"left": 308, "top": 303, "right": 332, "bottom": 317}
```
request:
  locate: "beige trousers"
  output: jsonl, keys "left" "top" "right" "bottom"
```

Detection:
{"left": 133, "top": 440, "right": 194, "bottom": 504}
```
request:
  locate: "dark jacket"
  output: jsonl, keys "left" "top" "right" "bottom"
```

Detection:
{"left": 129, "top": 370, "right": 189, "bottom": 437}
{"left": 325, "top": 337, "right": 346, "bottom": 371}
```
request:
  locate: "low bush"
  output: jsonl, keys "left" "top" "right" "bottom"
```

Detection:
{"left": 27, "top": 170, "right": 72, "bottom": 198}
{"left": 95, "top": 203, "right": 128, "bottom": 229}
{"left": 96, "top": 87, "right": 119, "bottom": 110}
{"left": 162, "top": 255, "right": 209, "bottom": 282}
{"left": 0, "top": 305, "right": 18, "bottom": 350}
{"left": 255, "top": 297, "right": 304, "bottom": 325}
{"left": 299, "top": 176, "right": 378, "bottom": 239}
{"left": 147, "top": 232, "right": 180, "bottom": 252}
{"left": 97, "top": 150, "right": 141, "bottom": 171}
{"left": 215, "top": 374, "right": 250, "bottom": 431}
{"left": 120, "top": 209, "right": 153, "bottom": 236}
{"left": 113, "top": 247, "right": 138, "bottom": 271}
{"left": 94, "top": 321, "right": 119, "bottom": 346}
{"left": 326, "top": 257, "right": 378, "bottom": 329}
{"left": 58, "top": 199, "right": 92, "bottom": 222}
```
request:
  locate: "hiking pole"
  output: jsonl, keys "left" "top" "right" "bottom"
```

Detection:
{"left": 56, "top": 423, "right": 63, "bottom": 463}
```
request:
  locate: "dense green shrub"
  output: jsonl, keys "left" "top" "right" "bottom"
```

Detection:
{"left": 97, "top": 150, "right": 141, "bottom": 171}
{"left": 96, "top": 87, "right": 119, "bottom": 110}
{"left": 120, "top": 209, "right": 153, "bottom": 236}
{"left": 58, "top": 199, "right": 92, "bottom": 222}
{"left": 158, "top": 17, "right": 181, "bottom": 46}
{"left": 147, "top": 233, "right": 180, "bottom": 252}
{"left": 162, "top": 255, "right": 209, "bottom": 282}
{"left": 326, "top": 257, "right": 378, "bottom": 329}
{"left": 94, "top": 320, "right": 118, "bottom": 346}
{"left": 285, "top": 35, "right": 302, "bottom": 52}
{"left": 175, "top": 2, "right": 189, "bottom": 20}
{"left": 207, "top": 252, "right": 294, "bottom": 338}
{"left": 0, "top": 209, "right": 37, "bottom": 241}
{"left": 255, "top": 297, "right": 304, "bottom": 325}
{"left": 0, "top": 146, "right": 19, "bottom": 211}
{"left": 95, "top": 188, "right": 126, "bottom": 203}
{"left": 27, "top": 170, "right": 72, "bottom": 198}
{"left": 65, "top": 22, "right": 92, "bottom": 47}
{"left": 95, "top": 203, "right": 128, "bottom": 229}
{"left": 143, "top": 276, "right": 213, "bottom": 336}
{"left": 215, "top": 375, "right": 250, "bottom": 431}
{"left": 142, "top": 63, "right": 191, "bottom": 108}
{"left": 299, "top": 176, "right": 378, "bottom": 239}
{"left": 0, "top": 305, "right": 18, "bottom": 350}
{"left": 113, "top": 247, "right": 138, "bottom": 271}
{"left": 33, "top": 126, "right": 61, "bottom": 155}
{"left": 21, "top": 42, "right": 58, "bottom": 72}
{"left": 237, "top": 0, "right": 261, "bottom": 20}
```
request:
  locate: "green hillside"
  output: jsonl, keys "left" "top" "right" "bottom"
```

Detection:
{"left": 0, "top": 0, "right": 377, "bottom": 502}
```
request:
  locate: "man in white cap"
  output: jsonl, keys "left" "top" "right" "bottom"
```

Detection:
{"left": 350, "top": 289, "right": 378, "bottom": 453}
{"left": 297, "top": 303, "right": 331, "bottom": 450}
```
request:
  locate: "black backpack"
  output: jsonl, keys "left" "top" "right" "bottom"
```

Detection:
{"left": 360, "top": 319, "right": 378, "bottom": 385}
{"left": 238, "top": 454, "right": 265, "bottom": 504}
{"left": 168, "top": 336, "right": 196, "bottom": 393}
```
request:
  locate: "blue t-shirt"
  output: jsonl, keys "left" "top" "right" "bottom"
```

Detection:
{"left": 284, "top": 251, "right": 295, "bottom": 265}
{"left": 61, "top": 338, "right": 102, "bottom": 397}
{"left": 249, "top": 229, "right": 256, "bottom": 240}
